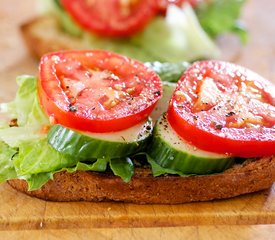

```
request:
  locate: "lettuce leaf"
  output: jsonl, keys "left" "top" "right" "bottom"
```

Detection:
{"left": 74, "top": 159, "right": 108, "bottom": 172}
{"left": 0, "top": 126, "right": 43, "bottom": 148}
{"left": 0, "top": 76, "right": 49, "bottom": 147}
{"left": 131, "top": 4, "right": 220, "bottom": 62}
{"left": 196, "top": 0, "right": 247, "bottom": 43}
{"left": 23, "top": 172, "right": 54, "bottom": 191}
{"left": 1, "top": 75, "right": 37, "bottom": 126}
{"left": 22, "top": 158, "right": 109, "bottom": 191}
{"left": 110, "top": 157, "right": 134, "bottom": 183}
{"left": 0, "top": 75, "right": 49, "bottom": 127}
{"left": 13, "top": 138, "right": 78, "bottom": 176}
{"left": 145, "top": 61, "right": 190, "bottom": 83}
{"left": 146, "top": 154, "right": 189, "bottom": 177}
{"left": 0, "top": 141, "right": 18, "bottom": 182}
{"left": 19, "top": 156, "right": 134, "bottom": 190}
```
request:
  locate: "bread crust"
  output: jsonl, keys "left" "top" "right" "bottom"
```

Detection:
{"left": 8, "top": 156, "right": 275, "bottom": 204}
{"left": 21, "top": 16, "right": 95, "bottom": 59}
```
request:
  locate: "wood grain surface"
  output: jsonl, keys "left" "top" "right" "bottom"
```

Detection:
{"left": 0, "top": 0, "right": 275, "bottom": 238}
{"left": 0, "top": 225, "right": 275, "bottom": 240}
{"left": 0, "top": 182, "right": 275, "bottom": 230}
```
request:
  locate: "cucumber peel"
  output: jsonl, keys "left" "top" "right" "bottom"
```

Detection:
{"left": 148, "top": 114, "right": 234, "bottom": 175}
{"left": 48, "top": 119, "right": 153, "bottom": 160}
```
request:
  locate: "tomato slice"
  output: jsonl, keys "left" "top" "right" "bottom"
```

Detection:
{"left": 157, "top": 0, "right": 200, "bottom": 14}
{"left": 60, "top": 0, "right": 158, "bottom": 37}
{"left": 38, "top": 50, "right": 162, "bottom": 133}
{"left": 167, "top": 61, "right": 275, "bottom": 157}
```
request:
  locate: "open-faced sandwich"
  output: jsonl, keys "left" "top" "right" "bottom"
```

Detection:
{"left": 22, "top": 0, "right": 246, "bottom": 61}
{"left": 0, "top": 50, "right": 274, "bottom": 204}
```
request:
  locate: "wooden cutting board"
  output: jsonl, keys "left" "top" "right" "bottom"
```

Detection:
{"left": 0, "top": 182, "right": 275, "bottom": 230}
{"left": 0, "top": 0, "right": 275, "bottom": 234}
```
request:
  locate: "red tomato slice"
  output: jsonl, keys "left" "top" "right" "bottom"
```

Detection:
{"left": 157, "top": 0, "right": 200, "bottom": 14}
{"left": 167, "top": 61, "right": 275, "bottom": 157}
{"left": 60, "top": 0, "right": 158, "bottom": 37}
{"left": 38, "top": 50, "right": 162, "bottom": 133}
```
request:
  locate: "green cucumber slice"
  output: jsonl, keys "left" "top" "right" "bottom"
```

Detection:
{"left": 148, "top": 114, "right": 234, "bottom": 174}
{"left": 48, "top": 119, "right": 153, "bottom": 160}
{"left": 151, "top": 81, "right": 176, "bottom": 122}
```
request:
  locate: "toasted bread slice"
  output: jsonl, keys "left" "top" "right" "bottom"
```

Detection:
{"left": 8, "top": 156, "right": 275, "bottom": 204}
{"left": 21, "top": 15, "right": 90, "bottom": 59}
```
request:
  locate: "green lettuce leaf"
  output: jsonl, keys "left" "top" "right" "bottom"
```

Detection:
{"left": 145, "top": 61, "right": 190, "bottom": 83}
{"left": 146, "top": 154, "right": 191, "bottom": 177}
{"left": 2, "top": 75, "right": 37, "bottom": 125}
{"left": 73, "top": 159, "right": 108, "bottom": 172}
{"left": 0, "top": 141, "right": 17, "bottom": 182}
{"left": 13, "top": 138, "right": 78, "bottom": 176}
{"left": 196, "top": 0, "right": 247, "bottom": 43}
{"left": 23, "top": 158, "right": 109, "bottom": 191}
{"left": 0, "top": 126, "right": 43, "bottom": 148}
{"left": 110, "top": 157, "right": 134, "bottom": 183}
{"left": 0, "top": 75, "right": 49, "bottom": 127}
{"left": 0, "top": 76, "right": 49, "bottom": 147}
{"left": 132, "top": 4, "right": 220, "bottom": 62}
{"left": 26, "top": 93, "right": 49, "bottom": 127}
{"left": 23, "top": 172, "right": 54, "bottom": 191}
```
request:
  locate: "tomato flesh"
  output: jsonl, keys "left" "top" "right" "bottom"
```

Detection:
{"left": 60, "top": 0, "right": 158, "bottom": 37}
{"left": 38, "top": 50, "right": 162, "bottom": 133}
{"left": 167, "top": 61, "right": 275, "bottom": 157}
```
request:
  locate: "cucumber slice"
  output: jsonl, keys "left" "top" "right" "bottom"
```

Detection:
{"left": 148, "top": 114, "right": 234, "bottom": 174}
{"left": 151, "top": 81, "right": 176, "bottom": 122}
{"left": 145, "top": 61, "right": 189, "bottom": 83}
{"left": 48, "top": 119, "right": 153, "bottom": 160}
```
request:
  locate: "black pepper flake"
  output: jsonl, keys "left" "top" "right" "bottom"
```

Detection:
{"left": 215, "top": 124, "right": 223, "bottom": 130}
{"left": 153, "top": 90, "right": 161, "bottom": 96}
{"left": 226, "top": 111, "right": 235, "bottom": 117}
{"left": 68, "top": 104, "right": 77, "bottom": 112}
{"left": 146, "top": 125, "right": 152, "bottom": 131}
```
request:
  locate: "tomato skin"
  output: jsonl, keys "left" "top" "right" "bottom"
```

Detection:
{"left": 167, "top": 61, "right": 275, "bottom": 158}
{"left": 38, "top": 50, "right": 162, "bottom": 133}
{"left": 60, "top": 0, "right": 158, "bottom": 37}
